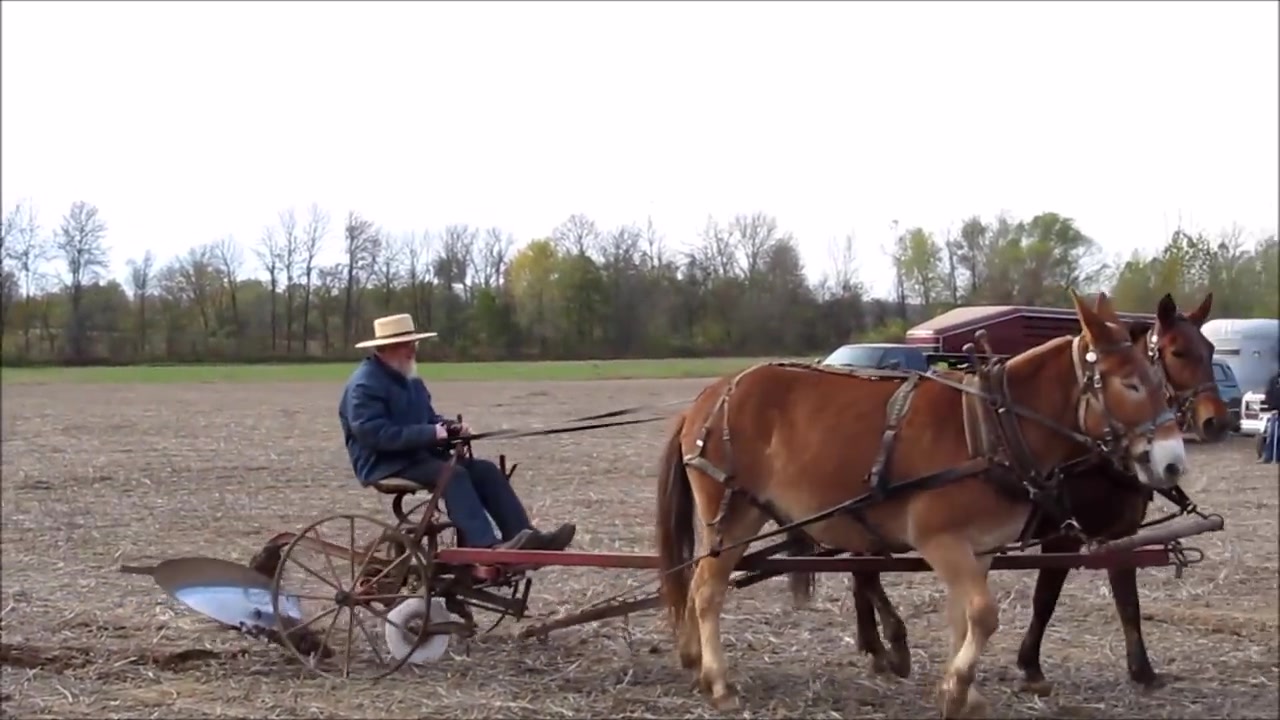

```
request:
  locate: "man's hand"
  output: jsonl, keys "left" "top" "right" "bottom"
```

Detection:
{"left": 434, "top": 423, "right": 449, "bottom": 441}
{"left": 458, "top": 421, "right": 472, "bottom": 436}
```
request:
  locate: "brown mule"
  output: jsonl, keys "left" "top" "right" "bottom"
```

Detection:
{"left": 655, "top": 290, "right": 1188, "bottom": 717}
{"left": 843, "top": 292, "right": 1229, "bottom": 693}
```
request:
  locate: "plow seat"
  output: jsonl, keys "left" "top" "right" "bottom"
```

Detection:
{"left": 371, "top": 477, "right": 424, "bottom": 495}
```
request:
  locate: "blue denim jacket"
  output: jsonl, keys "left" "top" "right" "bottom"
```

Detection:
{"left": 339, "top": 356, "right": 446, "bottom": 485}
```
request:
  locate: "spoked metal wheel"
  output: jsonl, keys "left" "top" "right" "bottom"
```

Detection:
{"left": 270, "top": 513, "right": 445, "bottom": 680}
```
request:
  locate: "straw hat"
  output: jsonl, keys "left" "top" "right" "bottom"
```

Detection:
{"left": 354, "top": 314, "right": 439, "bottom": 349}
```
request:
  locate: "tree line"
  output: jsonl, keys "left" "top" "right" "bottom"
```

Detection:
{"left": 1, "top": 200, "right": 1275, "bottom": 365}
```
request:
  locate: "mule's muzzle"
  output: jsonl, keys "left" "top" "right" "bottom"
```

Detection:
{"left": 1126, "top": 412, "right": 1188, "bottom": 490}
{"left": 1136, "top": 434, "right": 1188, "bottom": 490}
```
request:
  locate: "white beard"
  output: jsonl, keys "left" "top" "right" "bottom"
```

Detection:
{"left": 404, "top": 359, "right": 418, "bottom": 379}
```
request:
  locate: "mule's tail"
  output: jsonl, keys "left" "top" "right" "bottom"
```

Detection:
{"left": 656, "top": 413, "right": 696, "bottom": 633}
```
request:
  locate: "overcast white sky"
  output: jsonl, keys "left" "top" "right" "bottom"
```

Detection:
{"left": 2, "top": 0, "right": 1276, "bottom": 298}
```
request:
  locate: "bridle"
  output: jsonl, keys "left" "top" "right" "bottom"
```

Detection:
{"left": 1070, "top": 333, "right": 1177, "bottom": 470}
{"left": 1146, "top": 324, "right": 1219, "bottom": 429}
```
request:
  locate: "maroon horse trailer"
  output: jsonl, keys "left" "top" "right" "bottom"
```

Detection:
{"left": 906, "top": 304, "right": 1156, "bottom": 357}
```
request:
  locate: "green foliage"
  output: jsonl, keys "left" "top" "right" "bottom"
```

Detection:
{"left": 1109, "top": 228, "right": 1277, "bottom": 317}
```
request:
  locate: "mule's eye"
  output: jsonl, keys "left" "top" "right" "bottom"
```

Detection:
{"left": 1123, "top": 381, "right": 1142, "bottom": 393}
{"left": 1170, "top": 349, "right": 1187, "bottom": 359}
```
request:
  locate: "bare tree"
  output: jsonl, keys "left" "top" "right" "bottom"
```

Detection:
{"left": 942, "top": 228, "right": 960, "bottom": 305}
{"left": 821, "top": 231, "right": 863, "bottom": 299}
{"left": 436, "top": 224, "right": 476, "bottom": 299}
{"left": 372, "top": 229, "right": 402, "bottom": 311}
{"left": 300, "top": 204, "right": 329, "bottom": 353}
{"left": 2, "top": 201, "right": 50, "bottom": 356}
{"left": 342, "top": 211, "right": 378, "bottom": 345}
{"left": 175, "top": 244, "right": 217, "bottom": 339}
{"left": 695, "top": 217, "right": 738, "bottom": 279}
{"left": 640, "top": 216, "right": 668, "bottom": 273}
{"left": 314, "top": 263, "right": 345, "bottom": 352}
{"left": 56, "top": 201, "right": 110, "bottom": 360}
{"left": 254, "top": 228, "right": 283, "bottom": 351}
{"left": 126, "top": 250, "right": 156, "bottom": 356}
{"left": 551, "top": 214, "right": 599, "bottom": 257}
{"left": 472, "top": 227, "right": 513, "bottom": 291}
{"left": 211, "top": 237, "right": 243, "bottom": 340}
{"left": 729, "top": 212, "right": 784, "bottom": 281}
{"left": 402, "top": 230, "right": 433, "bottom": 329}
{"left": 278, "top": 208, "right": 301, "bottom": 353}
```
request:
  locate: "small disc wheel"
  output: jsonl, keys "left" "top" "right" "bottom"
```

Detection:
{"left": 270, "top": 513, "right": 439, "bottom": 680}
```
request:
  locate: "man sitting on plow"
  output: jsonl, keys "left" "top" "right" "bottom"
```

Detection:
{"left": 339, "top": 313, "right": 576, "bottom": 551}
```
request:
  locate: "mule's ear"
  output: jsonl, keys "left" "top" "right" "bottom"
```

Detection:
{"left": 1157, "top": 293, "right": 1178, "bottom": 326}
{"left": 1128, "top": 320, "right": 1154, "bottom": 345}
{"left": 1094, "top": 291, "right": 1121, "bottom": 323}
{"left": 1071, "top": 288, "right": 1113, "bottom": 345}
{"left": 1185, "top": 292, "right": 1213, "bottom": 327}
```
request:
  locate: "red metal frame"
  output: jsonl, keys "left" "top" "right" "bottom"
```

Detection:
{"left": 439, "top": 546, "right": 1174, "bottom": 581}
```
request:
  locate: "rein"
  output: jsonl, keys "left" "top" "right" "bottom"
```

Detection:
{"left": 441, "top": 398, "right": 690, "bottom": 445}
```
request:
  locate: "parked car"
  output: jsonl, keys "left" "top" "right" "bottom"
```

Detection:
{"left": 819, "top": 343, "right": 931, "bottom": 373}
{"left": 1211, "top": 360, "right": 1244, "bottom": 433}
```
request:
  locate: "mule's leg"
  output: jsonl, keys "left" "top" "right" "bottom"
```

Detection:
{"left": 1015, "top": 538, "right": 1079, "bottom": 696}
{"left": 850, "top": 573, "right": 890, "bottom": 671}
{"left": 690, "top": 507, "right": 767, "bottom": 710}
{"left": 918, "top": 538, "right": 998, "bottom": 719}
{"left": 1018, "top": 535, "right": 1080, "bottom": 691}
{"left": 678, "top": 587, "right": 702, "bottom": 671}
{"left": 852, "top": 572, "right": 912, "bottom": 678}
{"left": 1107, "top": 566, "right": 1162, "bottom": 688}
{"left": 865, "top": 574, "right": 912, "bottom": 678}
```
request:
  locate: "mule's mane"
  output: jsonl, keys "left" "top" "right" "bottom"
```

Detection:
{"left": 1005, "top": 333, "right": 1076, "bottom": 371}
{"left": 1006, "top": 321, "right": 1130, "bottom": 371}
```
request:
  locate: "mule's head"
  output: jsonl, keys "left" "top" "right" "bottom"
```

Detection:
{"left": 1131, "top": 293, "right": 1230, "bottom": 443}
{"left": 1071, "top": 290, "right": 1187, "bottom": 489}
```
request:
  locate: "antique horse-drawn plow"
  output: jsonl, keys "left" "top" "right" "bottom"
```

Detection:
{"left": 121, "top": 292, "right": 1226, "bottom": 716}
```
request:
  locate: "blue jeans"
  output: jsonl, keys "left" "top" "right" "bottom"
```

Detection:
{"left": 1263, "top": 413, "right": 1279, "bottom": 464}
{"left": 396, "top": 456, "right": 533, "bottom": 547}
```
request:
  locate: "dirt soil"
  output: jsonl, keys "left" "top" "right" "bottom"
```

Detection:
{"left": 2, "top": 379, "right": 1276, "bottom": 719}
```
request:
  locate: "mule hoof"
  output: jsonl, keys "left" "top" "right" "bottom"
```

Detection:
{"left": 1133, "top": 671, "right": 1170, "bottom": 692}
{"left": 710, "top": 686, "right": 740, "bottom": 711}
{"left": 937, "top": 676, "right": 969, "bottom": 719}
{"left": 962, "top": 687, "right": 989, "bottom": 718}
{"left": 1020, "top": 678, "right": 1054, "bottom": 697}
{"left": 871, "top": 653, "right": 892, "bottom": 675}
{"left": 888, "top": 648, "right": 912, "bottom": 679}
{"left": 870, "top": 652, "right": 910, "bottom": 679}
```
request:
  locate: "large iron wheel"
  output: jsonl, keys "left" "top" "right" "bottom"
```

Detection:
{"left": 269, "top": 513, "right": 441, "bottom": 680}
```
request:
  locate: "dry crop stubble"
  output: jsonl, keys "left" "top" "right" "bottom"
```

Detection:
{"left": 1, "top": 379, "right": 1276, "bottom": 718}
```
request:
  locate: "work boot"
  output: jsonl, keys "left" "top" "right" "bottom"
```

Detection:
{"left": 492, "top": 528, "right": 538, "bottom": 550}
{"left": 531, "top": 523, "right": 576, "bottom": 551}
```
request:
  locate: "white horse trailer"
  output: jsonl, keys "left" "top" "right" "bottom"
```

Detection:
{"left": 1202, "top": 318, "right": 1279, "bottom": 435}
